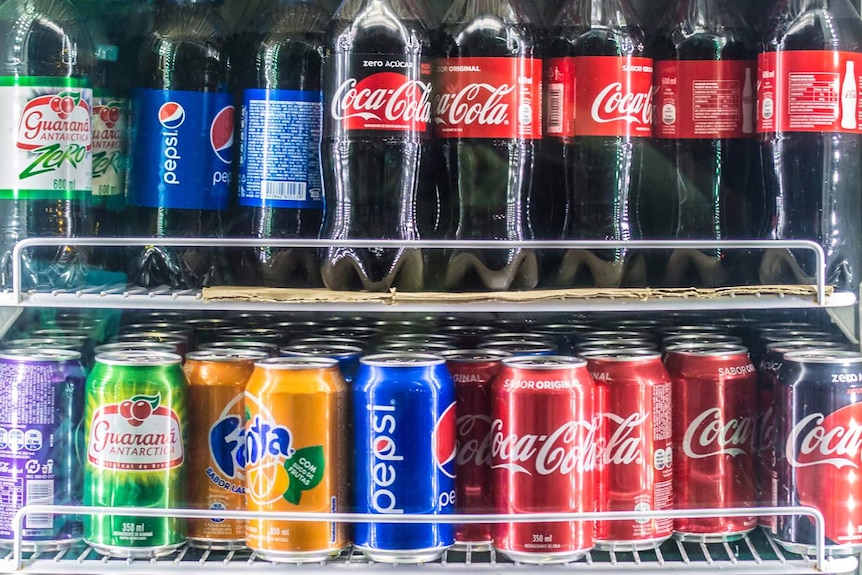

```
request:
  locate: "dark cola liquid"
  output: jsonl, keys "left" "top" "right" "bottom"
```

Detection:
{"left": 760, "top": 0, "right": 862, "bottom": 292}
{"left": 436, "top": 1, "right": 541, "bottom": 292}
{"left": 127, "top": 0, "right": 229, "bottom": 289}
{"left": 545, "top": 8, "right": 650, "bottom": 289}
{"left": 652, "top": 0, "right": 765, "bottom": 288}
{"left": 321, "top": 3, "right": 434, "bottom": 293}
{"left": 0, "top": 0, "right": 94, "bottom": 289}
{"left": 230, "top": 3, "right": 326, "bottom": 288}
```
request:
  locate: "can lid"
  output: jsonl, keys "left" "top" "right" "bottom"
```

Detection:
{"left": 0, "top": 348, "right": 82, "bottom": 362}
{"left": 576, "top": 339, "right": 658, "bottom": 351}
{"left": 766, "top": 340, "right": 848, "bottom": 355}
{"left": 502, "top": 355, "right": 587, "bottom": 369}
{"left": 441, "top": 349, "right": 512, "bottom": 362}
{"left": 2, "top": 338, "right": 83, "bottom": 350}
{"left": 376, "top": 342, "right": 453, "bottom": 354}
{"left": 533, "top": 323, "right": 593, "bottom": 334}
{"left": 186, "top": 350, "right": 270, "bottom": 362}
{"left": 198, "top": 340, "right": 279, "bottom": 351}
{"left": 663, "top": 334, "right": 744, "bottom": 345}
{"left": 115, "top": 332, "right": 189, "bottom": 344}
{"left": 281, "top": 344, "right": 364, "bottom": 357}
{"left": 360, "top": 353, "right": 446, "bottom": 368}
{"left": 94, "top": 342, "right": 176, "bottom": 354}
{"left": 657, "top": 325, "right": 727, "bottom": 336}
{"left": 664, "top": 343, "right": 749, "bottom": 356}
{"left": 288, "top": 336, "right": 369, "bottom": 349}
{"left": 578, "top": 349, "right": 663, "bottom": 361}
{"left": 580, "top": 330, "right": 651, "bottom": 340}
{"left": 95, "top": 351, "right": 183, "bottom": 366}
{"left": 783, "top": 350, "right": 862, "bottom": 364}
{"left": 479, "top": 341, "right": 557, "bottom": 353}
{"left": 383, "top": 333, "right": 458, "bottom": 344}
{"left": 254, "top": 357, "right": 339, "bottom": 370}
{"left": 483, "top": 333, "right": 556, "bottom": 342}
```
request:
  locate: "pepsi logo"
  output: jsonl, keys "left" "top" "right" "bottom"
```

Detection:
{"left": 433, "top": 402, "right": 457, "bottom": 479}
{"left": 211, "top": 106, "right": 235, "bottom": 164}
{"left": 159, "top": 102, "right": 185, "bottom": 130}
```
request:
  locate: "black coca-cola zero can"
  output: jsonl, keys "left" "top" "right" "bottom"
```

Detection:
{"left": 775, "top": 350, "right": 862, "bottom": 556}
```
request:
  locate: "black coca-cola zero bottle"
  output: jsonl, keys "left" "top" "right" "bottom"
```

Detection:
{"left": 653, "top": 0, "right": 763, "bottom": 288}
{"left": 545, "top": 0, "right": 651, "bottom": 288}
{"left": 435, "top": 0, "right": 543, "bottom": 292}
{"left": 760, "top": 0, "right": 862, "bottom": 292}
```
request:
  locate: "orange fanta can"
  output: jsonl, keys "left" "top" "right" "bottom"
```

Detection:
{"left": 244, "top": 357, "right": 348, "bottom": 562}
{"left": 185, "top": 350, "right": 268, "bottom": 549}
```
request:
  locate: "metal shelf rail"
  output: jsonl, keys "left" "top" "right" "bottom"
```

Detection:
{"left": 1, "top": 506, "right": 857, "bottom": 575}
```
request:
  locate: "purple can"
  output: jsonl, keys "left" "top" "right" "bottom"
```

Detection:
{"left": 0, "top": 349, "right": 86, "bottom": 550}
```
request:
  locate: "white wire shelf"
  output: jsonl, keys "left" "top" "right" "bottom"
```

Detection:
{"left": 0, "top": 506, "right": 857, "bottom": 575}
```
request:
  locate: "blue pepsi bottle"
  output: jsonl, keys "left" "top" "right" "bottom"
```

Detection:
{"left": 127, "top": 0, "right": 233, "bottom": 289}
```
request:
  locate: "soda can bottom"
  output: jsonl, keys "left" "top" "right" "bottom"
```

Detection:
{"left": 188, "top": 537, "right": 246, "bottom": 551}
{"left": 250, "top": 546, "right": 345, "bottom": 564}
{"left": 87, "top": 542, "right": 184, "bottom": 559}
{"left": 354, "top": 545, "right": 449, "bottom": 564}
{"left": 595, "top": 535, "right": 672, "bottom": 552}
{"left": 451, "top": 540, "right": 493, "bottom": 552}
{"left": 494, "top": 548, "right": 591, "bottom": 565}
{"left": 672, "top": 526, "right": 755, "bottom": 544}
{"left": 774, "top": 538, "right": 862, "bottom": 558}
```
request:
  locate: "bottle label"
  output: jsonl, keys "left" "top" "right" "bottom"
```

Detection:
{"left": 546, "top": 56, "right": 653, "bottom": 138}
{"left": 325, "top": 55, "right": 432, "bottom": 134}
{"left": 432, "top": 57, "right": 543, "bottom": 139}
{"left": 239, "top": 89, "right": 323, "bottom": 209}
{"left": 0, "top": 77, "right": 92, "bottom": 200}
{"left": 758, "top": 50, "right": 862, "bottom": 134}
{"left": 92, "top": 91, "right": 128, "bottom": 197}
{"left": 655, "top": 60, "right": 756, "bottom": 139}
{"left": 128, "top": 89, "right": 234, "bottom": 210}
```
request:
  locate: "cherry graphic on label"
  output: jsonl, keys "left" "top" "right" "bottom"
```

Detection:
{"left": 99, "top": 107, "right": 111, "bottom": 122}
{"left": 119, "top": 400, "right": 133, "bottom": 419}
{"left": 50, "top": 97, "right": 62, "bottom": 113}
{"left": 60, "top": 97, "right": 75, "bottom": 115}
{"left": 131, "top": 400, "right": 152, "bottom": 421}
{"left": 108, "top": 107, "right": 120, "bottom": 123}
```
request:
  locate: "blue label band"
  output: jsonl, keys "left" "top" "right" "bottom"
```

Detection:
{"left": 128, "top": 89, "right": 234, "bottom": 210}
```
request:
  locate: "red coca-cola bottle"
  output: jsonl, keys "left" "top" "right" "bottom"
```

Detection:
{"left": 321, "top": 0, "right": 434, "bottom": 292}
{"left": 434, "top": 0, "right": 543, "bottom": 292}
{"left": 653, "top": 0, "right": 763, "bottom": 288}
{"left": 544, "top": 0, "right": 651, "bottom": 289}
{"left": 759, "top": 0, "right": 862, "bottom": 292}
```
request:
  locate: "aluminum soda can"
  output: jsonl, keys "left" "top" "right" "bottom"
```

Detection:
{"left": 113, "top": 332, "right": 189, "bottom": 357}
{"left": 184, "top": 350, "right": 267, "bottom": 550}
{"left": 581, "top": 350, "right": 674, "bottom": 551}
{"left": 83, "top": 351, "right": 188, "bottom": 557}
{"left": 441, "top": 349, "right": 510, "bottom": 550}
{"left": 353, "top": 354, "right": 456, "bottom": 563}
{"left": 666, "top": 344, "right": 757, "bottom": 542}
{"left": 376, "top": 342, "right": 455, "bottom": 355}
{"left": 478, "top": 340, "right": 558, "bottom": 356}
{"left": 245, "top": 357, "right": 348, "bottom": 562}
{"left": 492, "top": 356, "right": 597, "bottom": 564}
{"left": 280, "top": 343, "right": 365, "bottom": 384}
{"left": 0, "top": 349, "right": 86, "bottom": 551}
{"left": 197, "top": 340, "right": 280, "bottom": 356}
{"left": 775, "top": 350, "right": 862, "bottom": 556}
{"left": 382, "top": 333, "right": 459, "bottom": 346}
{"left": 94, "top": 342, "right": 176, "bottom": 356}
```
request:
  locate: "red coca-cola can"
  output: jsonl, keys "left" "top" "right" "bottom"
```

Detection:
{"left": 441, "top": 349, "right": 510, "bottom": 550}
{"left": 492, "top": 356, "right": 596, "bottom": 564}
{"left": 667, "top": 344, "right": 757, "bottom": 542}
{"left": 580, "top": 350, "right": 674, "bottom": 551}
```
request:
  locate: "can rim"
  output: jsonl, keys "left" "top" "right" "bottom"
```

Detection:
{"left": 657, "top": 325, "right": 727, "bottom": 336}
{"left": 376, "top": 343, "right": 454, "bottom": 353}
{"left": 281, "top": 344, "right": 365, "bottom": 356}
{"left": 478, "top": 341, "right": 558, "bottom": 352}
{"left": 576, "top": 339, "right": 658, "bottom": 350}
{"left": 0, "top": 348, "right": 82, "bottom": 362}
{"left": 198, "top": 340, "right": 279, "bottom": 350}
{"left": 254, "top": 357, "right": 339, "bottom": 370}
{"left": 186, "top": 350, "right": 270, "bottom": 362}
{"left": 783, "top": 350, "right": 862, "bottom": 364}
{"left": 441, "top": 349, "right": 512, "bottom": 362}
{"left": 664, "top": 343, "right": 749, "bottom": 356}
{"left": 663, "top": 334, "right": 744, "bottom": 344}
{"left": 579, "top": 349, "right": 663, "bottom": 361}
{"left": 383, "top": 333, "right": 458, "bottom": 343}
{"left": 2, "top": 338, "right": 82, "bottom": 349}
{"left": 580, "top": 330, "right": 651, "bottom": 340}
{"left": 115, "top": 333, "right": 189, "bottom": 343}
{"left": 360, "top": 353, "right": 446, "bottom": 367}
{"left": 501, "top": 355, "right": 587, "bottom": 369}
{"left": 766, "top": 340, "right": 848, "bottom": 355}
{"left": 288, "top": 336, "right": 369, "bottom": 348}
{"left": 483, "top": 333, "right": 557, "bottom": 342}
{"left": 94, "top": 342, "right": 176, "bottom": 353}
{"left": 95, "top": 351, "right": 183, "bottom": 366}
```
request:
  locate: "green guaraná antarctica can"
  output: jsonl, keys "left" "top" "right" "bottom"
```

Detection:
{"left": 83, "top": 351, "right": 188, "bottom": 558}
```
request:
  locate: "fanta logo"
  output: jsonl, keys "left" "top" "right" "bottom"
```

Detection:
{"left": 210, "top": 106, "right": 234, "bottom": 164}
{"left": 245, "top": 416, "right": 293, "bottom": 466}
{"left": 210, "top": 415, "right": 246, "bottom": 478}
{"left": 598, "top": 412, "right": 648, "bottom": 466}
{"left": 331, "top": 74, "right": 432, "bottom": 126}
{"left": 591, "top": 82, "right": 653, "bottom": 125}
{"left": 433, "top": 402, "right": 457, "bottom": 479}
{"left": 87, "top": 393, "right": 183, "bottom": 471}
{"left": 159, "top": 102, "right": 185, "bottom": 129}
{"left": 433, "top": 83, "right": 514, "bottom": 127}
{"left": 490, "top": 418, "right": 598, "bottom": 476}
{"left": 682, "top": 407, "right": 756, "bottom": 459}
{"left": 788, "top": 412, "right": 862, "bottom": 469}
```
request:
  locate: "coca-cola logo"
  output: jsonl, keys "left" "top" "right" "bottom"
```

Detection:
{"left": 757, "top": 405, "right": 775, "bottom": 456}
{"left": 490, "top": 418, "right": 598, "bottom": 476}
{"left": 433, "top": 83, "right": 514, "bottom": 127}
{"left": 598, "top": 412, "right": 647, "bottom": 466}
{"left": 331, "top": 73, "right": 432, "bottom": 127}
{"left": 456, "top": 414, "right": 492, "bottom": 467}
{"left": 682, "top": 407, "right": 756, "bottom": 459}
{"left": 591, "top": 82, "right": 653, "bottom": 126}
{"left": 787, "top": 412, "right": 862, "bottom": 469}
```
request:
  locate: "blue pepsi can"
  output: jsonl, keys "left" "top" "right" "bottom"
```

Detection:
{"left": 281, "top": 343, "right": 365, "bottom": 384}
{"left": 353, "top": 354, "right": 456, "bottom": 563}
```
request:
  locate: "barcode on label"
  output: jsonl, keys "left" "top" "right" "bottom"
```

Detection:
{"left": 547, "top": 84, "right": 564, "bottom": 134}
{"left": 261, "top": 181, "right": 308, "bottom": 202}
{"left": 25, "top": 479, "right": 53, "bottom": 529}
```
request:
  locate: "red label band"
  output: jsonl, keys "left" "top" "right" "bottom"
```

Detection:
{"left": 655, "top": 60, "right": 756, "bottom": 139}
{"left": 433, "top": 57, "right": 543, "bottom": 139}
{"left": 758, "top": 50, "right": 862, "bottom": 134}
{"left": 546, "top": 56, "right": 654, "bottom": 138}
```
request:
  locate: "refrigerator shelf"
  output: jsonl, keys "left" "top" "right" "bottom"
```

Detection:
{"left": 1, "top": 530, "right": 857, "bottom": 575}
